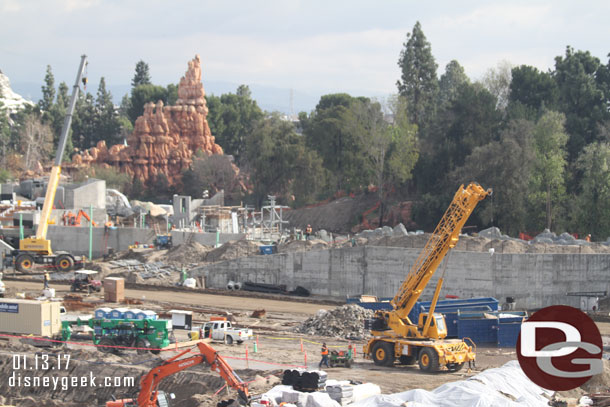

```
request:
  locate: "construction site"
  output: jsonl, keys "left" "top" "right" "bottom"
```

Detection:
{"left": 1, "top": 55, "right": 610, "bottom": 407}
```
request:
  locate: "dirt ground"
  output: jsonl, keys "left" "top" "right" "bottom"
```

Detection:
{"left": 1, "top": 281, "right": 521, "bottom": 407}
{"left": 4, "top": 281, "right": 610, "bottom": 407}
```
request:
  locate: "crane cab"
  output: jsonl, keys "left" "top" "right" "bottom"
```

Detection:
{"left": 417, "top": 313, "right": 448, "bottom": 340}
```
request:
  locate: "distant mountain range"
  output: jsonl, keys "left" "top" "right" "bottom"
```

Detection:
{"left": 10, "top": 80, "right": 388, "bottom": 116}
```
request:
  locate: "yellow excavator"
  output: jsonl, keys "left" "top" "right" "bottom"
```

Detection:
{"left": 363, "top": 183, "right": 491, "bottom": 372}
{"left": 11, "top": 55, "right": 88, "bottom": 272}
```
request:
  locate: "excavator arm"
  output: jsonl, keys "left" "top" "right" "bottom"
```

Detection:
{"left": 107, "top": 340, "right": 249, "bottom": 407}
{"left": 75, "top": 209, "right": 97, "bottom": 227}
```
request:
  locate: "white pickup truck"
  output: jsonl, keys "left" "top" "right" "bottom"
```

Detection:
{"left": 198, "top": 320, "right": 253, "bottom": 345}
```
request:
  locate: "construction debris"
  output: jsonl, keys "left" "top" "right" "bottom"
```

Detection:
{"left": 251, "top": 309, "right": 267, "bottom": 318}
{"left": 282, "top": 369, "right": 328, "bottom": 392}
{"left": 108, "top": 259, "right": 179, "bottom": 279}
{"left": 296, "top": 304, "right": 373, "bottom": 339}
{"left": 166, "top": 241, "right": 212, "bottom": 263}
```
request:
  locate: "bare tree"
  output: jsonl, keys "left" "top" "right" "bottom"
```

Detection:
{"left": 20, "top": 114, "right": 53, "bottom": 171}
{"left": 480, "top": 60, "right": 513, "bottom": 111}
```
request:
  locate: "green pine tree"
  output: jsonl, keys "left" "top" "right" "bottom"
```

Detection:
{"left": 397, "top": 21, "right": 439, "bottom": 136}
{"left": 132, "top": 60, "right": 151, "bottom": 88}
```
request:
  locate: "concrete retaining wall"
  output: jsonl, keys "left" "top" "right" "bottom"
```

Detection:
{"left": 190, "top": 247, "right": 610, "bottom": 309}
{"left": 48, "top": 226, "right": 153, "bottom": 258}
{"left": 46, "top": 227, "right": 245, "bottom": 259}
{"left": 170, "top": 231, "right": 245, "bottom": 246}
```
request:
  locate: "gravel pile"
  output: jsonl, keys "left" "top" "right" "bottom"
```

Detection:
{"left": 166, "top": 241, "right": 212, "bottom": 263}
{"left": 296, "top": 304, "right": 373, "bottom": 339}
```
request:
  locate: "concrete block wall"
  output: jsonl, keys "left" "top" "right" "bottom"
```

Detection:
{"left": 64, "top": 179, "right": 106, "bottom": 209}
{"left": 190, "top": 247, "right": 610, "bottom": 310}
{"left": 48, "top": 226, "right": 154, "bottom": 258}
{"left": 46, "top": 226, "right": 245, "bottom": 258}
{"left": 170, "top": 231, "right": 245, "bottom": 246}
{"left": 49, "top": 208, "right": 107, "bottom": 226}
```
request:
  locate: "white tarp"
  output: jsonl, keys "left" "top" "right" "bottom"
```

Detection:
{"left": 351, "top": 361, "right": 552, "bottom": 407}
{"left": 261, "top": 362, "right": 549, "bottom": 407}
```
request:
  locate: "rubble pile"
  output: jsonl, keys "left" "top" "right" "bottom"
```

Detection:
{"left": 166, "top": 241, "right": 212, "bottom": 264}
{"left": 206, "top": 240, "right": 262, "bottom": 263}
{"left": 296, "top": 304, "right": 373, "bottom": 339}
{"left": 108, "top": 259, "right": 179, "bottom": 279}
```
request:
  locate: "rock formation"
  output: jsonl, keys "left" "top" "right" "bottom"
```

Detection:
{"left": 72, "top": 55, "right": 223, "bottom": 185}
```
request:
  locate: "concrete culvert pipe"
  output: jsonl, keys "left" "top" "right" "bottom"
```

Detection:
{"left": 227, "top": 281, "right": 235, "bottom": 290}
{"left": 233, "top": 282, "right": 242, "bottom": 290}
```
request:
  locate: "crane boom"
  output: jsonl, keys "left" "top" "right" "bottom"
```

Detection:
{"left": 12, "top": 55, "right": 87, "bottom": 273}
{"left": 35, "top": 54, "right": 87, "bottom": 242}
{"left": 363, "top": 183, "right": 490, "bottom": 372}
{"left": 391, "top": 183, "right": 491, "bottom": 320}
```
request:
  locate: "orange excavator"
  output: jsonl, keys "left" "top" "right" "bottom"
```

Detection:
{"left": 62, "top": 209, "right": 98, "bottom": 227}
{"left": 106, "top": 340, "right": 250, "bottom": 407}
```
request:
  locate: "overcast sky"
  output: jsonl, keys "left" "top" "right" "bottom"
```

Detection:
{"left": 1, "top": 0, "right": 608, "bottom": 109}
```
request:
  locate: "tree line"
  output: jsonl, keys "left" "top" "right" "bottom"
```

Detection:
{"left": 1, "top": 22, "right": 609, "bottom": 239}
{"left": 396, "top": 22, "right": 610, "bottom": 240}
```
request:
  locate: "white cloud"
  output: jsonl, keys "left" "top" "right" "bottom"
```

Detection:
{"left": 180, "top": 28, "right": 404, "bottom": 93}
{"left": 431, "top": 3, "right": 553, "bottom": 30}
{"left": 60, "top": 0, "right": 102, "bottom": 12}
{"left": 0, "top": 0, "right": 21, "bottom": 12}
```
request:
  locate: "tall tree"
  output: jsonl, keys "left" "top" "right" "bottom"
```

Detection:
{"left": 346, "top": 98, "right": 390, "bottom": 222}
{"left": 246, "top": 113, "right": 324, "bottom": 206}
{"left": 572, "top": 141, "right": 610, "bottom": 240}
{"left": 443, "top": 82, "right": 501, "bottom": 168}
{"left": 386, "top": 96, "right": 419, "bottom": 186}
{"left": 132, "top": 60, "right": 151, "bottom": 88}
{"left": 94, "top": 77, "right": 121, "bottom": 145}
{"left": 303, "top": 93, "right": 369, "bottom": 192}
{"left": 182, "top": 155, "right": 241, "bottom": 203}
{"left": 127, "top": 84, "right": 169, "bottom": 124}
{"left": 0, "top": 99, "right": 10, "bottom": 167}
{"left": 19, "top": 113, "right": 53, "bottom": 171}
{"left": 205, "top": 85, "right": 263, "bottom": 164}
{"left": 529, "top": 111, "right": 568, "bottom": 231}
{"left": 71, "top": 92, "right": 96, "bottom": 149}
{"left": 508, "top": 65, "right": 558, "bottom": 120}
{"left": 39, "top": 65, "right": 55, "bottom": 112}
{"left": 396, "top": 21, "right": 439, "bottom": 135}
{"left": 451, "top": 119, "right": 535, "bottom": 235}
{"left": 438, "top": 60, "right": 469, "bottom": 108}
{"left": 481, "top": 60, "right": 512, "bottom": 111}
{"left": 553, "top": 47, "right": 610, "bottom": 158}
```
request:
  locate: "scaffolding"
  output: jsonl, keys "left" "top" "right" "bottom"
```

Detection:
{"left": 198, "top": 205, "right": 247, "bottom": 234}
{"left": 247, "top": 196, "right": 289, "bottom": 242}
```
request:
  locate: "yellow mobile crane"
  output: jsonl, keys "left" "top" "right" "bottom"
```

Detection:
{"left": 12, "top": 55, "right": 88, "bottom": 272}
{"left": 363, "top": 183, "right": 491, "bottom": 372}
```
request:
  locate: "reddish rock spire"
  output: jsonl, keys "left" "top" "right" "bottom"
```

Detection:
{"left": 71, "top": 54, "right": 223, "bottom": 185}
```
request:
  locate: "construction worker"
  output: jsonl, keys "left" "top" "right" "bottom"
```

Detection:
{"left": 319, "top": 342, "right": 329, "bottom": 369}
{"left": 43, "top": 273, "right": 50, "bottom": 289}
{"left": 305, "top": 224, "right": 313, "bottom": 241}
{"left": 586, "top": 234, "right": 591, "bottom": 242}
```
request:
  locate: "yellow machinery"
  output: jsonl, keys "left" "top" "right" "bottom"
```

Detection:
{"left": 363, "top": 183, "right": 491, "bottom": 372}
{"left": 13, "top": 55, "right": 88, "bottom": 272}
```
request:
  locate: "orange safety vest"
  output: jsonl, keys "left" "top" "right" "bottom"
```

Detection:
{"left": 321, "top": 347, "right": 328, "bottom": 356}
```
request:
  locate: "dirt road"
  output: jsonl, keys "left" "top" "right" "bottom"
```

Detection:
{"left": 5, "top": 281, "right": 327, "bottom": 315}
